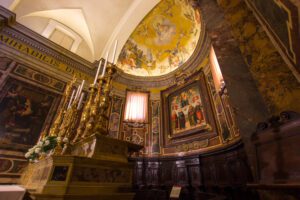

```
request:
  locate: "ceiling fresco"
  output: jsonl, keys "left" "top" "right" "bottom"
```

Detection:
{"left": 117, "top": 0, "right": 201, "bottom": 77}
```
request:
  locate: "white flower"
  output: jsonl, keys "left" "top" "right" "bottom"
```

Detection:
{"left": 57, "top": 137, "right": 61, "bottom": 142}
{"left": 29, "top": 148, "right": 34, "bottom": 153}
{"left": 25, "top": 152, "right": 31, "bottom": 158}
{"left": 35, "top": 148, "right": 41, "bottom": 153}
{"left": 63, "top": 137, "right": 69, "bottom": 143}
{"left": 37, "top": 141, "right": 43, "bottom": 147}
{"left": 44, "top": 140, "right": 50, "bottom": 146}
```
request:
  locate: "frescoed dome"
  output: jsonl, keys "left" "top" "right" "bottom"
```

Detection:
{"left": 117, "top": 0, "right": 201, "bottom": 77}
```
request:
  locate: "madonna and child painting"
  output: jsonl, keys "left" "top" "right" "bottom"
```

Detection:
{"left": 169, "top": 84, "right": 207, "bottom": 135}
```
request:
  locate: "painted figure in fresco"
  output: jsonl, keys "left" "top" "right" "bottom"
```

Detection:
{"left": 112, "top": 98, "right": 122, "bottom": 113}
{"left": 188, "top": 105, "right": 196, "bottom": 126}
{"left": 109, "top": 113, "right": 120, "bottom": 132}
{"left": 152, "top": 102, "right": 160, "bottom": 117}
{"left": 152, "top": 117, "right": 159, "bottom": 133}
{"left": 180, "top": 92, "right": 189, "bottom": 108}
{"left": 153, "top": 18, "right": 176, "bottom": 45}
{"left": 169, "top": 51, "right": 181, "bottom": 69}
{"left": 194, "top": 101, "right": 203, "bottom": 123}
{"left": 177, "top": 109, "right": 186, "bottom": 129}
{"left": 171, "top": 110, "right": 179, "bottom": 130}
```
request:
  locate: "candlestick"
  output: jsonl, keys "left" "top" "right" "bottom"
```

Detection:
{"left": 68, "top": 89, "right": 76, "bottom": 109}
{"left": 77, "top": 93, "right": 85, "bottom": 110}
{"left": 93, "top": 60, "right": 102, "bottom": 85}
{"left": 111, "top": 40, "right": 118, "bottom": 64}
{"left": 101, "top": 52, "right": 109, "bottom": 78}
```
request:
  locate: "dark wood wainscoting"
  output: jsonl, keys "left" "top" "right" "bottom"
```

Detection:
{"left": 130, "top": 142, "right": 258, "bottom": 200}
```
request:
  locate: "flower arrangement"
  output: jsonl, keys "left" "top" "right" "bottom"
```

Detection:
{"left": 25, "top": 136, "right": 61, "bottom": 162}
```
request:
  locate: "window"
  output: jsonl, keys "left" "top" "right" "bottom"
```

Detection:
{"left": 49, "top": 29, "right": 74, "bottom": 50}
{"left": 124, "top": 91, "right": 149, "bottom": 123}
{"left": 42, "top": 19, "right": 82, "bottom": 53}
{"left": 210, "top": 46, "right": 224, "bottom": 91}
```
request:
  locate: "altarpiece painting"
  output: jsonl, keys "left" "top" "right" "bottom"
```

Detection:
{"left": 161, "top": 72, "right": 218, "bottom": 146}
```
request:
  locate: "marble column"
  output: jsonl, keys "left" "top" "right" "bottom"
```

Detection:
{"left": 198, "top": 0, "right": 270, "bottom": 179}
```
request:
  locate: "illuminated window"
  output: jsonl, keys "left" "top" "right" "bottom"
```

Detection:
{"left": 210, "top": 46, "right": 224, "bottom": 91}
{"left": 124, "top": 91, "right": 149, "bottom": 123}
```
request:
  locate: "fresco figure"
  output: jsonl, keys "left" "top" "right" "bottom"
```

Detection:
{"left": 180, "top": 92, "right": 189, "bottom": 108}
{"left": 188, "top": 105, "right": 196, "bottom": 126}
{"left": 178, "top": 109, "right": 186, "bottom": 129}
{"left": 194, "top": 101, "right": 203, "bottom": 123}
{"left": 171, "top": 110, "right": 179, "bottom": 130}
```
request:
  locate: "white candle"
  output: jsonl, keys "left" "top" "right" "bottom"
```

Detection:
{"left": 67, "top": 89, "right": 76, "bottom": 109}
{"left": 93, "top": 60, "right": 102, "bottom": 85}
{"left": 101, "top": 52, "right": 109, "bottom": 77}
{"left": 74, "top": 86, "right": 80, "bottom": 102}
{"left": 77, "top": 92, "right": 85, "bottom": 110}
{"left": 79, "top": 80, "right": 85, "bottom": 95}
{"left": 111, "top": 40, "right": 118, "bottom": 64}
{"left": 75, "top": 80, "right": 85, "bottom": 100}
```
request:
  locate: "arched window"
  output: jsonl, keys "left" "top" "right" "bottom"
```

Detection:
{"left": 124, "top": 91, "right": 149, "bottom": 123}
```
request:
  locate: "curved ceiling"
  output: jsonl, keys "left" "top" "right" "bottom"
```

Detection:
{"left": 117, "top": 0, "right": 201, "bottom": 77}
{"left": 0, "top": 0, "right": 160, "bottom": 62}
{"left": 22, "top": 8, "right": 95, "bottom": 58}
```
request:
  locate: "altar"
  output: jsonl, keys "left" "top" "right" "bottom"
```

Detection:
{"left": 21, "top": 135, "right": 142, "bottom": 200}
{"left": 19, "top": 60, "right": 143, "bottom": 200}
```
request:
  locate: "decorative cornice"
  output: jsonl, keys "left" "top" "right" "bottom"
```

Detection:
{"left": 0, "top": 6, "right": 16, "bottom": 28}
{"left": 0, "top": 6, "right": 96, "bottom": 77}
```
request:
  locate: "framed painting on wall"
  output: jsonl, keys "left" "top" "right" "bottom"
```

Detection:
{"left": 161, "top": 71, "right": 218, "bottom": 147}
{"left": 0, "top": 78, "right": 61, "bottom": 150}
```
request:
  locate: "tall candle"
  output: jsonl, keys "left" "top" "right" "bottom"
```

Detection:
{"left": 67, "top": 89, "right": 76, "bottom": 109}
{"left": 75, "top": 80, "right": 85, "bottom": 100}
{"left": 77, "top": 92, "right": 85, "bottom": 110}
{"left": 111, "top": 40, "right": 118, "bottom": 64}
{"left": 79, "top": 80, "right": 85, "bottom": 95}
{"left": 101, "top": 52, "right": 109, "bottom": 77}
{"left": 74, "top": 85, "right": 80, "bottom": 101}
{"left": 93, "top": 60, "right": 102, "bottom": 85}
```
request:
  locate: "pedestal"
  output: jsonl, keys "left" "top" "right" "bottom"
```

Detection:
{"left": 20, "top": 135, "right": 143, "bottom": 200}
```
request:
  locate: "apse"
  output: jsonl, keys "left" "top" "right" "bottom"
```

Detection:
{"left": 0, "top": 0, "right": 300, "bottom": 200}
{"left": 117, "top": 0, "right": 201, "bottom": 76}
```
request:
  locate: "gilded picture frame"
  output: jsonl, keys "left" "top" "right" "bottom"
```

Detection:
{"left": 161, "top": 71, "right": 218, "bottom": 147}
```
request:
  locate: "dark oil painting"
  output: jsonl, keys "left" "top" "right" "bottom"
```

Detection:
{"left": 0, "top": 79, "right": 57, "bottom": 148}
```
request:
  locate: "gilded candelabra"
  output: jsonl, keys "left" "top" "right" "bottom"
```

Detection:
{"left": 49, "top": 76, "right": 77, "bottom": 137}
{"left": 50, "top": 63, "right": 116, "bottom": 154}
{"left": 81, "top": 77, "right": 106, "bottom": 138}
{"left": 93, "top": 63, "right": 116, "bottom": 135}
{"left": 73, "top": 83, "right": 97, "bottom": 142}
{"left": 54, "top": 98, "right": 80, "bottom": 155}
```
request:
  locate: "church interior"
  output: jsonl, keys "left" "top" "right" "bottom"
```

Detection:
{"left": 0, "top": 0, "right": 299, "bottom": 199}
